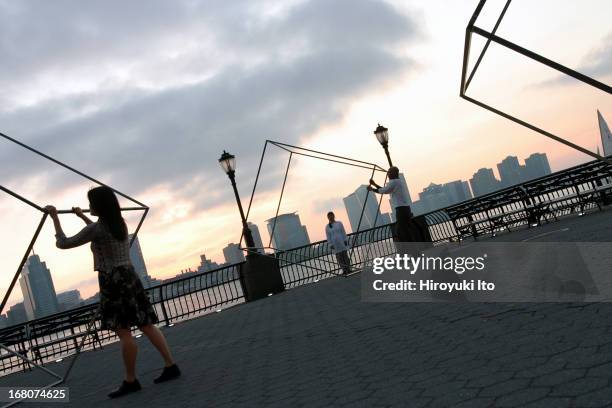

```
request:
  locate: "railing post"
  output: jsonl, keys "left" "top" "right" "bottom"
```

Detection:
{"left": 158, "top": 286, "right": 170, "bottom": 326}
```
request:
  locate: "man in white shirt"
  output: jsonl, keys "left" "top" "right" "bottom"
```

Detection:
{"left": 368, "top": 166, "right": 414, "bottom": 242}
{"left": 325, "top": 211, "right": 351, "bottom": 275}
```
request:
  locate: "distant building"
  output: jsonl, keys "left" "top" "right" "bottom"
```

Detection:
{"left": 198, "top": 254, "right": 221, "bottom": 272}
{"left": 379, "top": 213, "right": 392, "bottom": 225}
{"left": 470, "top": 168, "right": 501, "bottom": 197}
{"left": 19, "top": 255, "right": 59, "bottom": 320}
{"left": 57, "top": 290, "right": 82, "bottom": 311}
{"left": 128, "top": 234, "right": 151, "bottom": 288}
{"left": 265, "top": 213, "right": 311, "bottom": 251}
{"left": 0, "top": 315, "right": 8, "bottom": 329}
{"left": 7, "top": 302, "right": 27, "bottom": 326}
{"left": 410, "top": 200, "right": 428, "bottom": 216}
{"left": 83, "top": 293, "right": 100, "bottom": 305}
{"left": 497, "top": 156, "right": 525, "bottom": 188}
{"left": 419, "top": 183, "right": 450, "bottom": 212}
{"left": 524, "top": 153, "right": 551, "bottom": 181}
{"left": 598, "top": 110, "right": 612, "bottom": 157}
{"left": 247, "top": 222, "right": 264, "bottom": 254}
{"left": 442, "top": 180, "right": 472, "bottom": 205}
{"left": 343, "top": 185, "right": 384, "bottom": 232}
{"left": 223, "top": 243, "right": 245, "bottom": 264}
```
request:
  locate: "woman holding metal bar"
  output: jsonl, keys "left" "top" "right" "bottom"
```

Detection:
{"left": 44, "top": 186, "right": 180, "bottom": 398}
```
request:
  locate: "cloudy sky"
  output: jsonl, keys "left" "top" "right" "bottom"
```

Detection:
{"left": 1, "top": 0, "right": 611, "bottom": 306}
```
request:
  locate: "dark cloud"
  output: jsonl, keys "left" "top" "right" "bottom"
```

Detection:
{"left": 0, "top": 0, "right": 419, "bottom": 213}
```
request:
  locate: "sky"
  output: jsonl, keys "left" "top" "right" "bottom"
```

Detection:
{"left": 1, "top": 0, "right": 611, "bottom": 307}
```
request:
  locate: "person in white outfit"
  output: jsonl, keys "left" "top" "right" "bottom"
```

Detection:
{"left": 368, "top": 166, "right": 413, "bottom": 242}
{"left": 325, "top": 211, "right": 351, "bottom": 275}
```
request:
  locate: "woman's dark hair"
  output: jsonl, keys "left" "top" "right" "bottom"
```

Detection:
{"left": 88, "top": 186, "right": 128, "bottom": 241}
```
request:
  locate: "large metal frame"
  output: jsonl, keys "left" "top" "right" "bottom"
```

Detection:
{"left": 243, "top": 140, "right": 389, "bottom": 276}
{"left": 460, "top": 0, "right": 612, "bottom": 164}
{"left": 2, "top": 154, "right": 611, "bottom": 383}
{"left": 0, "top": 131, "right": 148, "bottom": 405}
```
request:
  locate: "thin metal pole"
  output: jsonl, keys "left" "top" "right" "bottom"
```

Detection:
{"left": 0, "top": 185, "right": 42, "bottom": 211}
{"left": 382, "top": 144, "right": 393, "bottom": 167}
{"left": 465, "top": 0, "right": 512, "bottom": 91}
{"left": 267, "top": 152, "right": 293, "bottom": 248}
{"left": 460, "top": 0, "right": 487, "bottom": 94}
{"left": 349, "top": 166, "right": 377, "bottom": 255}
{"left": 287, "top": 149, "right": 386, "bottom": 172}
{"left": 243, "top": 141, "right": 269, "bottom": 223}
{"left": 129, "top": 208, "right": 149, "bottom": 248}
{"left": 461, "top": 94, "right": 612, "bottom": 165}
{"left": 0, "top": 132, "right": 149, "bottom": 208}
{"left": 227, "top": 171, "right": 255, "bottom": 249}
{"left": 61, "top": 308, "right": 100, "bottom": 382}
{"left": 470, "top": 26, "right": 612, "bottom": 94}
{"left": 0, "top": 213, "right": 47, "bottom": 316}
{"left": 269, "top": 141, "right": 387, "bottom": 171}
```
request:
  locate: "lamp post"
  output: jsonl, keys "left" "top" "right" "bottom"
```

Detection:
{"left": 218, "top": 150, "right": 256, "bottom": 253}
{"left": 374, "top": 123, "right": 393, "bottom": 167}
{"left": 218, "top": 150, "right": 285, "bottom": 301}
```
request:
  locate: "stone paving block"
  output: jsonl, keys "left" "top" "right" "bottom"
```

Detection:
{"left": 1, "top": 211, "right": 612, "bottom": 407}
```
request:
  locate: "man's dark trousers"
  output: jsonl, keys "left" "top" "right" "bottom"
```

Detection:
{"left": 335, "top": 250, "right": 351, "bottom": 274}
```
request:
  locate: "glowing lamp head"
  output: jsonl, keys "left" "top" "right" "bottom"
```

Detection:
{"left": 219, "top": 150, "right": 236, "bottom": 174}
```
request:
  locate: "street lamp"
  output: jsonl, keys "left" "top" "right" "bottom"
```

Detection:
{"left": 374, "top": 123, "right": 393, "bottom": 166}
{"left": 218, "top": 150, "right": 286, "bottom": 301}
{"left": 218, "top": 150, "right": 256, "bottom": 252}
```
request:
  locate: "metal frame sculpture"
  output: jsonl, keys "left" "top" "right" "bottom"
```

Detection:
{"left": 460, "top": 0, "right": 612, "bottom": 164}
{"left": 0, "top": 131, "right": 148, "bottom": 405}
{"left": 242, "top": 140, "right": 389, "bottom": 277}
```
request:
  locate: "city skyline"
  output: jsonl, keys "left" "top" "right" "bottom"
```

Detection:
{"left": 1, "top": 1, "right": 610, "bottom": 308}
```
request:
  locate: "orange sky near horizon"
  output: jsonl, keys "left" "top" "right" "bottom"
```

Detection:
{"left": 1, "top": 0, "right": 610, "bottom": 309}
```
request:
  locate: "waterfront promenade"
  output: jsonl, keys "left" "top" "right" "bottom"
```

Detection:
{"left": 1, "top": 210, "right": 612, "bottom": 407}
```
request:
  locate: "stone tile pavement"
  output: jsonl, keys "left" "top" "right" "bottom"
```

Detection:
{"left": 1, "top": 210, "right": 612, "bottom": 407}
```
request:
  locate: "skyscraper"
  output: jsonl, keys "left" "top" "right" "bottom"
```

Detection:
{"left": 265, "top": 212, "right": 310, "bottom": 251}
{"left": 57, "top": 290, "right": 83, "bottom": 311}
{"left": 598, "top": 110, "right": 612, "bottom": 157}
{"left": 247, "top": 222, "right": 264, "bottom": 254}
{"left": 524, "top": 153, "right": 552, "bottom": 180}
{"left": 379, "top": 213, "right": 392, "bottom": 225}
{"left": 497, "top": 156, "right": 524, "bottom": 188}
{"left": 343, "top": 185, "right": 384, "bottom": 232}
{"left": 19, "top": 255, "right": 59, "bottom": 320}
{"left": 419, "top": 183, "right": 450, "bottom": 212}
{"left": 128, "top": 234, "right": 151, "bottom": 288}
{"left": 223, "top": 243, "right": 245, "bottom": 264}
{"left": 470, "top": 168, "right": 501, "bottom": 197}
{"left": 0, "top": 315, "right": 8, "bottom": 329}
{"left": 7, "top": 302, "right": 27, "bottom": 326}
{"left": 442, "top": 180, "right": 473, "bottom": 205}
{"left": 198, "top": 254, "right": 222, "bottom": 272}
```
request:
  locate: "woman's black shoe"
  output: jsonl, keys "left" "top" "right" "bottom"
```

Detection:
{"left": 108, "top": 379, "right": 141, "bottom": 398}
{"left": 154, "top": 364, "right": 181, "bottom": 383}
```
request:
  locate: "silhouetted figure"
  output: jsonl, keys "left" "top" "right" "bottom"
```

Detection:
{"left": 368, "top": 166, "right": 414, "bottom": 242}
{"left": 45, "top": 186, "right": 180, "bottom": 399}
{"left": 325, "top": 211, "right": 351, "bottom": 275}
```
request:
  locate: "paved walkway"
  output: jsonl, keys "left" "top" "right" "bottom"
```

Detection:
{"left": 2, "top": 211, "right": 612, "bottom": 407}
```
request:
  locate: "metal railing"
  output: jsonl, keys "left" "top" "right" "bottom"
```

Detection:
{"left": 276, "top": 223, "right": 395, "bottom": 288}
{"left": 0, "top": 223, "right": 395, "bottom": 376}
{"left": 2, "top": 156, "right": 611, "bottom": 377}
{"left": 422, "top": 157, "right": 612, "bottom": 243}
{"left": 0, "top": 263, "right": 245, "bottom": 376}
